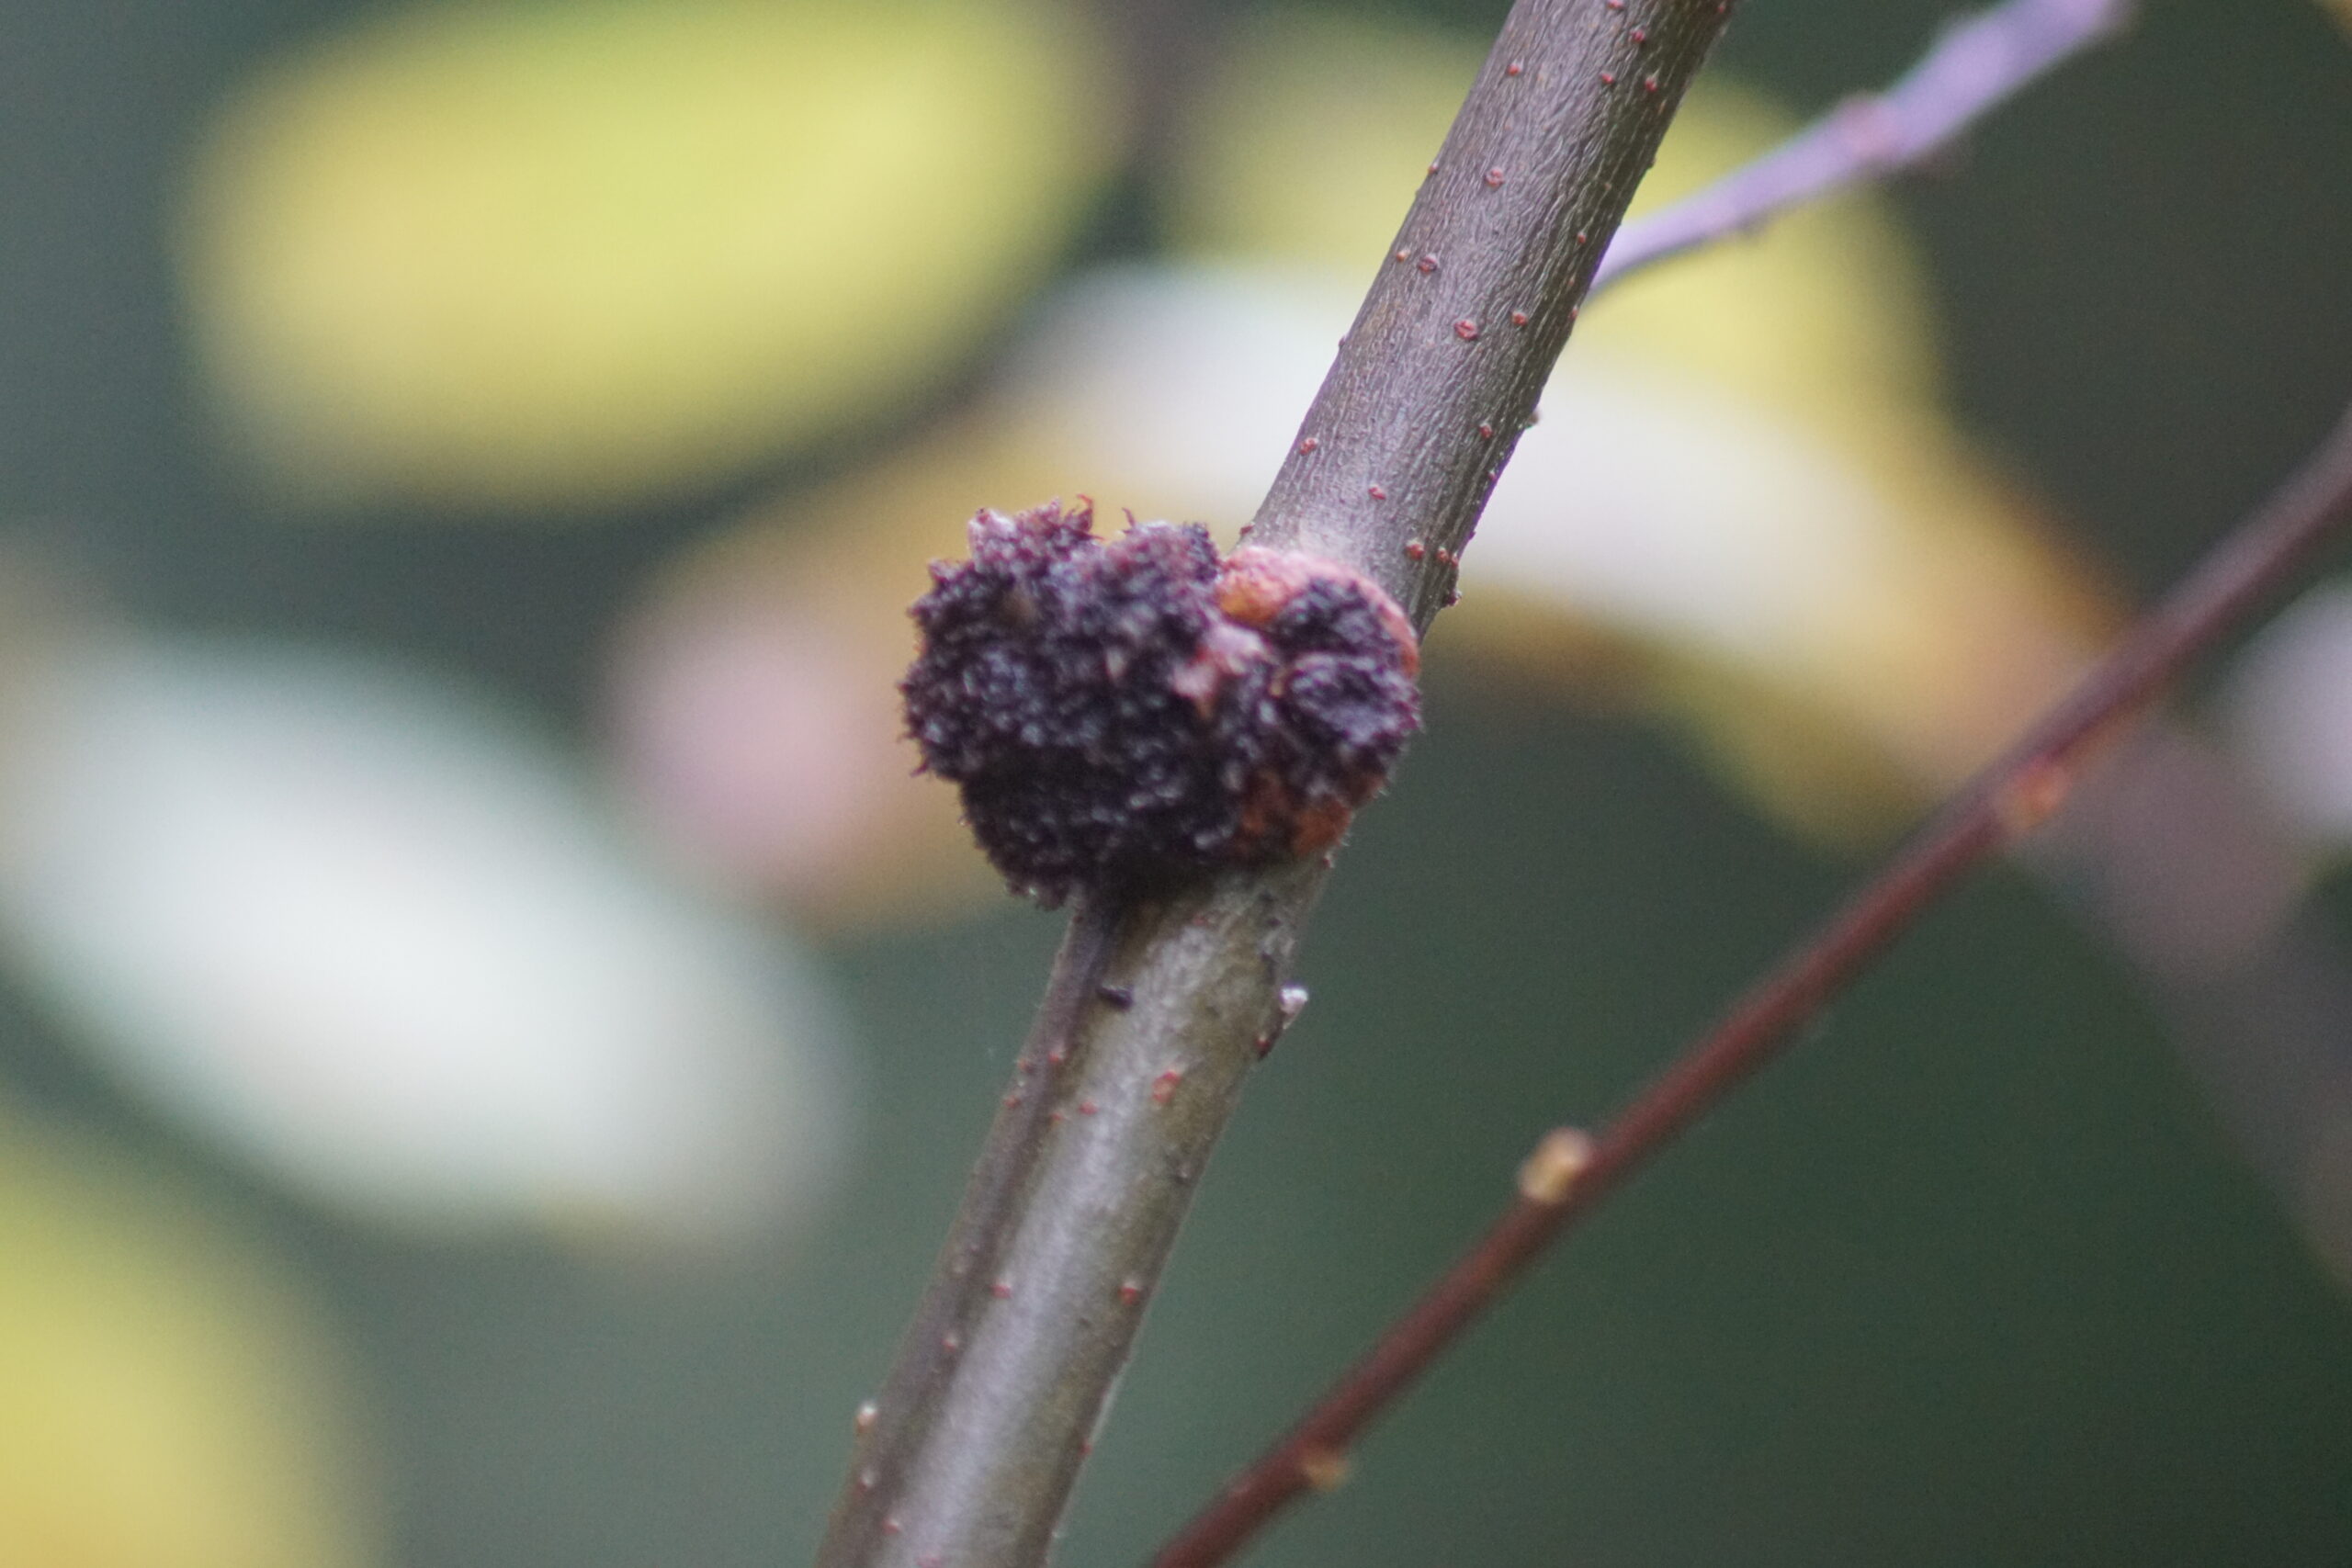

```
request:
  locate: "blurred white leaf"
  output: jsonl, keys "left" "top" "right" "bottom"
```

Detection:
{"left": 2225, "top": 579, "right": 2352, "bottom": 855}
{"left": 1001, "top": 263, "right": 1335, "bottom": 530}
{"left": 0, "top": 637, "right": 850, "bottom": 1240}
{"left": 1008, "top": 263, "right": 1900, "bottom": 665}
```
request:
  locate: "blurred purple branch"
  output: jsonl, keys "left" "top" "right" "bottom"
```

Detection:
{"left": 1593, "top": 0, "right": 2134, "bottom": 295}
{"left": 1583, "top": 0, "right": 2352, "bottom": 1326}
{"left": 1152, "top": 402, "right": 2352, "bottom": 1568}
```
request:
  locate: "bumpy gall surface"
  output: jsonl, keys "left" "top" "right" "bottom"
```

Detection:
{"left": 902, "top": 501, "right": 1420, "bottom": 904}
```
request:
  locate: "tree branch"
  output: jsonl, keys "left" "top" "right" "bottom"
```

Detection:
{"left": 1149, "top": 403, "right": 2352, "bottom": 1568}
{"left": 1592, "top": 0, "right": 2134, "bottom": 295}
{"left": 819, "top": 877, "right": 1323, "bottom": 1568}
{"left": 816, "top": 3, "right": 1738, "bottom": 1563}
{"left": 1241, "top": 1, "right": 1737, "bottom": 619}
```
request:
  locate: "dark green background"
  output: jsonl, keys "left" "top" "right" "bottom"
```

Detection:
{"left": 4, "top": 0, "right": 2351, "bottom": 1562}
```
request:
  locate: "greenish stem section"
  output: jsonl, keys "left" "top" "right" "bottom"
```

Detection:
{"left": 817, "top": 865, "right": 1325, "bottom": 1568}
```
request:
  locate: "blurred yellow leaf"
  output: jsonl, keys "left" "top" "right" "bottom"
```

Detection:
{"left": 183, "top": 0, "right": 1124, "bottom": 510}
{"left": 0, "top": 1116, "right": 374, "bottom": 1568}
{"left": 1167, "top": 12, "right": 1484, "bottom": 275}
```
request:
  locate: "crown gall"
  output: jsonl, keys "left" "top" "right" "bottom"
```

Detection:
{"left": 902, "top": 501, "right": 1420, "bottom": 904}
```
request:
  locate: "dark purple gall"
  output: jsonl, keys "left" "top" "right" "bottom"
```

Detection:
{"left": 901, "top": 500, "right": 1421, "bottom": 904}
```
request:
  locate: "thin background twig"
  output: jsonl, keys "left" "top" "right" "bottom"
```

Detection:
{"left": 1593, "top": 0, "right": 2134, "bottom": 294}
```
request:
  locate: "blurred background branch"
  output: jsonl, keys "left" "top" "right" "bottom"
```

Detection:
{"left": 1593, "top": 0, "right": 2134, "bottom": 292}
{"left": 1156, "top": 400, "right": 2352, "bottom": 1568}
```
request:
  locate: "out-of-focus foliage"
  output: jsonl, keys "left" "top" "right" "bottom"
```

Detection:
{"left": 180, "top": 0, "right": 1124, "bottom": 510}
{"left": 1165, "top": 10, "right": 1487, "bottom": 270}
{"left": 0, "top": 1114, "right": 374, "bottom": 1568}
{"left": 0, "top": 601, "right": 850, "bottom": 1239}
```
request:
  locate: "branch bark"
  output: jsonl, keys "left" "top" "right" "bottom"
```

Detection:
{"left": 1150, "top": 402, "right": 2352, "bottom": 1568}
{"left": 818, "top": 876, "right": 1322, "bottom": 1568}
{"left": 815, "top": 3, "right": 1737, "bottom": 1563}
{"left": 1246, "top": 1, "right": 1731, "bottom": 622}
